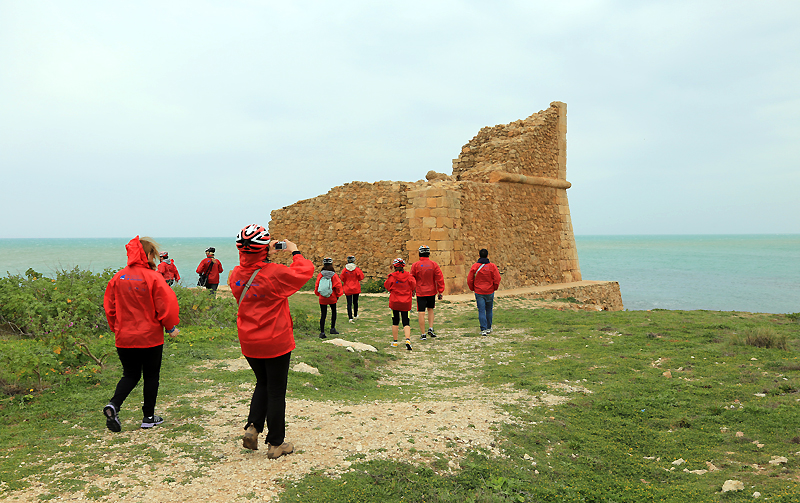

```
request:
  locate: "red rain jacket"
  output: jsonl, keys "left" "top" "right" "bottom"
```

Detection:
{"left": 314, "top": 272, "right": 343, "bottom": 305}
{"left": 340, "top": 265, "right": 365, "bottom": 295}
{"left": 410, "top": 257, "right": 444, "bottom": 296}
{"left": 384, "top": 270, "right": 417, "bottom": 311}
{"left": 230, "top": 250, "right": 314, "bottom": 359}
{"left": 196, "top": 257, "right": 223, "bottom": 285}
{"left": 104, "top": 237, "right": 180, "bottom": 348}
{"left": 157, "top": 259, "right": 180, "bottom": 282}
{"left": 467, "top": 260, "right": 502, "bottom": 295}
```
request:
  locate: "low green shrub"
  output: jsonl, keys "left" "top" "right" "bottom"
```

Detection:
{"left": 732, "top": 326, "right": 789, "bottom": 350}
{"left": 172, "top": 286, "right": 237, "bottom": 328}
{"left": 361, "top": 278, "right": 386, "bottom": 294}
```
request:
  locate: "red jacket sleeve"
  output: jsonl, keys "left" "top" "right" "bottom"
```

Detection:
{"left": 434, "top": 263, "right": 444, "bottom": 293}
{"left": 333, "top": 274, "right": 343, "bottom": 298}
{"left": 467, "top": 263, "right": 477, "bottom": 291}
{"left": 492, "top": 264, "right": 501, "bottom": 291}
{"left": 172, "top": 263, "right": 181, "bottom": 281}
{"left": 314, "top": 273, "right": 321, "bottom": 297}
{"left": 383, "top": 274, "right": 393, "bottom": 292}
{"left": 151, "top": 274, "right": 180, "bottom": 329}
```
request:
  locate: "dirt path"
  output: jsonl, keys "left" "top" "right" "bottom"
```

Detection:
{"left": 6, "top": 297, "right": 587, "bottom": 503}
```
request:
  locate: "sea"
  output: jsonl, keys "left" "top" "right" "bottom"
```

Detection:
{"left": 0, "top": 235, "right": 798, "bottom": 314}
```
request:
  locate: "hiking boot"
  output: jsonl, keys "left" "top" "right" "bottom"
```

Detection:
{"left": 420, "top": 333, "right": 427, "bottom": 340}
{"left": 267, "top": 441, "right": 294, "bottom": 459}
{"left": 428, "top": 327, "right": 437, "bottom": 338}
{"left": 391, "top": 341, "right": 398, "bottom": 347}
{"left": 330, "top": 328, "right": 339, "bottom": 335}
{"left": 141, "top": 415, "right": 164, "bottom": 429}
{"left": 103, "top": 403, "right": 121, "bottom": 433}
{"left": 243, "top": 424, "right": 259, "bottom": 450}
{"left": 319, "top": 332, "right": 327, "bottom": 339}
{"left": 405, "top": 339, "right": 412, "bottom": 351}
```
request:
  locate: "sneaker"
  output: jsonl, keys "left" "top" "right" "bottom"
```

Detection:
{"left": 141, "top": 415, "right": 164, "bottom": 429}
{"left": 330, "top": 328, "right": 339, "bottom": 335}
{"left": 405, "top": 339, "right": 412, "bottom": 351}
{"left": 428, "top": 327, "right": 437, "bottom": 338}
{"left": 354, "top": 315, "right": 359, "bottom": 320}
{"left": 481, "top": 330, "right": 488, "bottom": 336}
{"left": 390, "top": 341, "right": 398, "bottom": 347}
{"left": 103, "top": 403, "right": 121, "bottom": 432}
{"left": 420, "top": 333, "right": 427, "bottom": 340}
{"left": 267, "top": 441, "right": 294, "bottom": 459}
{"left": 349, "top": 318, "right": 355, "bottom": 323}
{"left": 486, "top": 328, "right": 493, "bottom": 334}
{"left": 243, "top": 424, "right": 259, "bottom": 450}
{"left": 319, "top": 332, "right": 327, "bottom": 339}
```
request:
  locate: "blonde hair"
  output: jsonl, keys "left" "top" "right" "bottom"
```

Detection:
{"left": 139, "top": 237, "right": 161, "bottom": 270}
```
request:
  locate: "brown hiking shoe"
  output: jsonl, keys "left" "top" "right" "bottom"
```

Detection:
{"left": 267, "top": 441, "right": 294, "bottom": 459}
{"left": 243, "top": 425, "right": 259, "bottom": 450}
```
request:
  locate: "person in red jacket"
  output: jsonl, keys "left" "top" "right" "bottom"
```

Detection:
{"left": 229, "top": 224, "right": 314, "bottom": 458}
{"left": 196, "top": 247, "right": 223, "bottom": 293}
{"left": 340, "top": 255, "right": 365, "bottom": 323}
{"left": 384, "top": 258, "right": 417, "bottom": 351}
{"left": 157, "top": 251, "right": 181, "bottom": 286}
{"left": 314, "top": 257, "right": 343, "bottom": 338}
{"left": 410, "top": 245, "right": 445, "bottom": 340}
{"left": 103, "top": 236, "right": 180, "bottom": 432}
{"left": 467, "top": 248, "right": 502, "bottom": 336}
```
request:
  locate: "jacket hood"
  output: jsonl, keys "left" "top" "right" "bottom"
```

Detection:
{"left": 321, "top": 270, "right": 335, "bottom": 279}
{"left": 125, "top": 236, "right": 150, "bottom": 268}
{"left": 345, "top": 263, "right": 357, "bottom": 271}
{"left": 237, "top": 249, "right": 269, "bottom": 270}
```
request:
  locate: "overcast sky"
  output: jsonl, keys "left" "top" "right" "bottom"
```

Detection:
{"left": 1, "top": 0, "right": 798, "bottom": 238}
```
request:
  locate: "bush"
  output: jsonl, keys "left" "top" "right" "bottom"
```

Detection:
{"left": 361, "top": 278, "right": 386, "bottom": 294}
{"left": 172, "top": 286, "right": 237, "bottom": 328}
{"left": 732, "top": 326, "right": 789, "bottom": 350}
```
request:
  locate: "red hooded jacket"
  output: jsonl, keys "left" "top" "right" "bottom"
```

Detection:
{"left": 340, "top": 264, "right": 365, "bottom": 295}
{"left": 410, "top": 257, "right": 444, "bottom": 296}
{"left": 384, "top": 270, "right": 417, "bottom": 311}
{"left": 314, "top": 271, "right": 343, "bottom": 305}
{"left": 196, "top": 257, "right": 223, "bottom": 285}
{"left": 467, "top": 259, "right": 502, "bottom": 295}
{"left": 104, "top": 237, "right": 180, "bottom": 349}
{"left": 230, "top": 250, "right": 314, "bottom": 359}
{"left": 157, "top": 259, "right": 180, "bottom": 282}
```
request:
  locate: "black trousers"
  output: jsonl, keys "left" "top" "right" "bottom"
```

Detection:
{"left": 346, "top": 294, "right": 360, "bottom": 319}
{"left": 245, "top": 351, "right": 292, "bottom": 447}
{"left": 319, "top": 303, "right": 337, "bottom": 332}
{"left": 110, "top": 345, "right": 163, "bottom": 418}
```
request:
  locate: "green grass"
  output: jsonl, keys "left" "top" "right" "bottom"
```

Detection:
{"left": 2, "top": 294, "right": 799, "bottom": 502}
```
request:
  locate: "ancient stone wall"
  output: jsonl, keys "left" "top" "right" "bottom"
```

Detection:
{"left": 269, "top": 101, "right": 582, "bottom": 294}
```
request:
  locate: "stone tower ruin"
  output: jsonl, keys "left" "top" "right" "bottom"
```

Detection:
{"left": 268, "top": 101, "right": 581, "bottom": 294}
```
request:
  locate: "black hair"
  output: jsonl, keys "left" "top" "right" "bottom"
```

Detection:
{"left": 321, "top": 263, "right": 335, "bottom": 272}
{"left": 479, "top": 248, "right": 489, "bottom": 258}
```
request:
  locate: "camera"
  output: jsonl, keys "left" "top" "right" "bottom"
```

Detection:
{"left": 274, "top": 241, "right": 287, "bottom": 250}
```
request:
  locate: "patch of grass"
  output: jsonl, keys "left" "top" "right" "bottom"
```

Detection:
{"left": 731, "top": 326, "right": 789, "bottom": 350}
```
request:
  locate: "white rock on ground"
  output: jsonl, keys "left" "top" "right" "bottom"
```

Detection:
{"left": 722, "top": 480, "right": 745, "bottom": 492}
{"left": 323, "top": 338, "right": 377, "bottom": 352}
{"left": 292, "top": 362, "right": 320, "bottom": 375}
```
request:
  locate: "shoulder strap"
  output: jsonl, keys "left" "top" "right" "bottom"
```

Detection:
{"left": 476, "top": 263, "right": 487, "bottom": 274}
{"left": 238, "top": 269, "right": 262, "bottom": 308}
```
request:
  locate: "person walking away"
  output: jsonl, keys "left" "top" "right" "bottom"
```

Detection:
{"left": 229, "top": 224, "right": 314, "bottom": 458}
{"left": 341, "top": 255, "right": 365, "bottom": 323}
{"left": 157, "top": 251, "right": 181, "bottom": 286}
{"left": 103, "top": 236, "right": 180, "bottom": 432}
{"left": 315, "top": 257, "right": 343, "bottom": 338}
{"left": 196, "top": 247, "right": 223, "bottom": 293}
{"left": 384, "top": 258, "right": 417, "bottom": 351}
{"left": 467, "top": 248, "right": 502, "bottom": 336}
{"left": 410, "top": 245, "right": 444, "bottom": 340}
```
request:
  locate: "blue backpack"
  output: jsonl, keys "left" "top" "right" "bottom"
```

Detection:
{"left": 318, "top": 276, "right": 333, "bottom": 297}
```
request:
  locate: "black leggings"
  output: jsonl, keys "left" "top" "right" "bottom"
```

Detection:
{"left": 110, "top": 345, "right": 163, "bottom": 418}
{"left": 245, "top": 351, "right": 292, "bottom": 447}
{"left": 346, "top": 294, "right": 360, "bottom": 319}
{"left": 392, "top": 310, "right": 410, "bottom": 327}
{"left": 320, "top": 303, "right": 337, "bottom": 332}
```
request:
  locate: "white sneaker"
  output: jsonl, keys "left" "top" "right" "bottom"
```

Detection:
{"left": 349, "top": 318, "right": 355, "bottom": 323}
{"left": 481, "top": 330, "right": 488, "bottom": 336}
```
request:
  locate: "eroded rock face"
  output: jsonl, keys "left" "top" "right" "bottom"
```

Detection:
{"left": 269, "top": 102, "right": 587, "bottom": 296}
